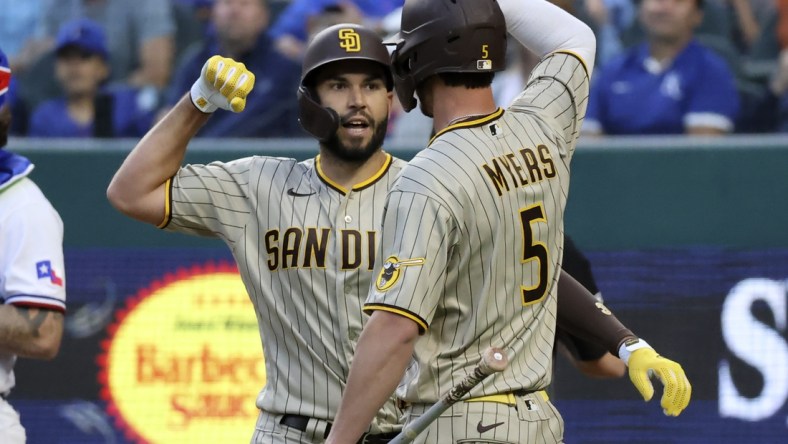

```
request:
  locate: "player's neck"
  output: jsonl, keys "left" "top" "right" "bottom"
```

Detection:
{"left": 431, "top": 85, "right": 497, "bottom": 134}
{"left": 317, "top": 149, "right": 388, "bottom": 191}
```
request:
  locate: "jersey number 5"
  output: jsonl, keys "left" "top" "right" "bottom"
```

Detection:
{"left": 519, "top": 203, "right": 548, "bottom": 305}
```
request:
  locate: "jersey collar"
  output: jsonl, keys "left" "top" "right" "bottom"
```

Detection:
{"left": 315, "top": 152, "right": 393, "bottom": 195}
{"left": 429, "top": 108, "right": 504, "bottom": 146}
{"left": 0, "top": 150, "right": 34, "bottom": 193}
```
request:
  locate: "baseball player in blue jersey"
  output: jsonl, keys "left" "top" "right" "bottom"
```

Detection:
{"left": 0, "top": 47, "right": 67, "bottom": 444}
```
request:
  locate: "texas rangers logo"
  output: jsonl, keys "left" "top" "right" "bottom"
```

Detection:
{"left": 36, "top": 260, "right": 63, "bottom": 286}
{"left": 375, "top": 256, "right": 425, "bottom": 291}
{"left": 338, "top": 28, "right": 361, "bottom": 52}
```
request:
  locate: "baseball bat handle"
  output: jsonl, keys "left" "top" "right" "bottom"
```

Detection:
{"left": 390, "top": 348, "right": 509, "bottom": 444}
{"left": 444, "top": 347, "right": 508, "bottom": 404}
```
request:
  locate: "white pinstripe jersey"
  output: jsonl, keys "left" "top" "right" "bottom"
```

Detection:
{"left": 364, "top": 52, "right": 590, "bottom": 403}
{"left": 162, "top": 153, "right": 406, "bottom": 434}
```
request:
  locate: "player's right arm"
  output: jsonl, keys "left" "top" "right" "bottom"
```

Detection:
{"left": 0, "top": 307, "right": 63, "bottom": 360}
{"left": 107, "top": 56, "right": 254, "bottom": 225}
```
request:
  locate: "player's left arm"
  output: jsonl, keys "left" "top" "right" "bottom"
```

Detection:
{"left": 326, "top": 311, "right": 419, "bottom": 444}
{"left": 556, "top": 270, "right": 691, "bottom": 416}
{"left": 0, "top": 307, "right": 63, "bottom": 360}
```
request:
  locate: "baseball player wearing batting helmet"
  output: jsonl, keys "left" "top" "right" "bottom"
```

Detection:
{"left": 329, "top": 0, "right": 691, "bottom": 443}
{"left": 0, "top": 47, "right": 67, "bottom": 444}
{"left": 109, "top": 23, "right": 407, "bottom": 443}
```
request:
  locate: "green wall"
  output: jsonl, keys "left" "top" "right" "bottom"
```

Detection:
{"left": 13, "top": 136, "right": 787, "bottom": 249}
{"left": 564, "top": 143, "right": 787, "bottom": 249}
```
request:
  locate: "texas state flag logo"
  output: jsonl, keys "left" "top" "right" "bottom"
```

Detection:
{"left": 36, "top": 260, "right": 63, "bottom": 286}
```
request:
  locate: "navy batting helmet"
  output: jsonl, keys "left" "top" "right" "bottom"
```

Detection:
{"left": 385, "top": 0, "right": 507, "bottom": 112}
{"left": 298, "top": 23, "right": 393, "bottom": 142}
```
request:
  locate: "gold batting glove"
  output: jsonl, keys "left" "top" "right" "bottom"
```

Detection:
{"left": 190, "top": 55, "right": 255, "bottom": 113}
{"left": 619, "top": 338, "right": 692, "bottom": 417}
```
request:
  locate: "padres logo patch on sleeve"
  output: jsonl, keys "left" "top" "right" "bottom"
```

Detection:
{"left": 376, "top": 256, "right": 425, "bottom": 291}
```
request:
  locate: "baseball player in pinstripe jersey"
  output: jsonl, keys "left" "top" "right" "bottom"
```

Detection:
{"left": 108, "top": 24, "right": 406, "bottom": 443}
{"left": 329, "top": 0, "right": 691, "bottom": 443}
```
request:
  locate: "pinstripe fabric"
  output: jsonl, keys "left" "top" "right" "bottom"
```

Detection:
{"left": 405, "top": 392, "right": 564, "bottom": 443}
{"left": 364, "top": 50, "right": 589, "bottom": 426}
{"left": 164, "top": 153, "right": 406, "bottom": 439}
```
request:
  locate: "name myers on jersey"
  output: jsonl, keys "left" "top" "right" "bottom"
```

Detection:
{"left": 481, "top": 144, "right": 557, "bottom": 196}
{"left": 264, "top": 227, "right": 377, "bottom": 271}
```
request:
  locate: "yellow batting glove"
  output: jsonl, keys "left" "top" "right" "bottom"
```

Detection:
{"left": 619, "top": 338, "right": 692, "bottom": 417}
{"left": 190, "top": 55, "right": 255, "bottom": 113}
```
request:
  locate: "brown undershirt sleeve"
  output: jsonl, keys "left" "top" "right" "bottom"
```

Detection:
{"left": 556, "top": 269, "right": 637, "bottom": 357}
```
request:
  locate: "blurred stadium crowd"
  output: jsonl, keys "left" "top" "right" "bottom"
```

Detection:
{"left": 2, "top": 0, "right": 787, "bottom": 139}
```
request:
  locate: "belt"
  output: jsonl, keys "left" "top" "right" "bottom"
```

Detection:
{"left": 465, "top": 389, "right": 549, "bottom": 406}
{"left": 280, "top": 414, "right": 323, "bottom": 436}
{"left": 279, "top": 414, "right": 399, "bottom": 443}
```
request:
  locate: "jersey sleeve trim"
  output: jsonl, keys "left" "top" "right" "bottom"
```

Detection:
{"left": 551, "top": 49, "right": 590, "bottom": 79}
{"left": 5, "top": 295, "right": 66, "bottom": 313}
{"left": 156, "top": 177, "right": 174, "bottom": 229}
{"left": 429, "top": 108, "right": 504, "bottom": 146}
{"left": 363, "top": 303, "right": 428, "bottom": 334}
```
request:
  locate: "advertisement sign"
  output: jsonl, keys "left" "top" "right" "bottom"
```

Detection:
{"left": 99, "top": 264, "right": 263, "bottom": 443}
{"left": 10, "top": 248, "right": 788, "bottom": 443}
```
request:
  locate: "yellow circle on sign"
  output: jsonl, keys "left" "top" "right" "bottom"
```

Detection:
{"left": 102, "top": 267, "right": 264, "bottom": 443}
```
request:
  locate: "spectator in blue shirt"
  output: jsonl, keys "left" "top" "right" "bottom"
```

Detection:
{"left": 28, "top": 19, "right": 155, "bottom": 138}
{"left": 584, "top": 0, "right": 740, "bottom": 135}
{"left": 164, "top": 0, "right": 303, "bottom": 137}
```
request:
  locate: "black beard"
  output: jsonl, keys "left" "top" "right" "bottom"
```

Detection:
{"left": 323, "top": 116, "right": 388, "bottom": 163}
